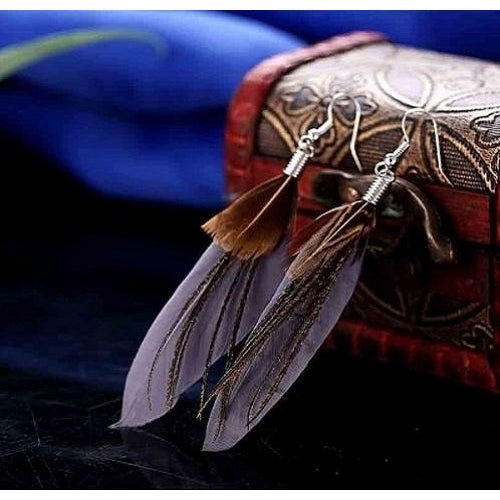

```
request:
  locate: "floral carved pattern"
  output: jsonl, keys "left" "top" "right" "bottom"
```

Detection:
{"left": 258, "top": 42, "right": 500, "bottom": 194}
{"left": 345, "top": 247, "right": 494, "bottom": 353}
{"left": 472, "top": 112, "right": 500, "bottom": 149}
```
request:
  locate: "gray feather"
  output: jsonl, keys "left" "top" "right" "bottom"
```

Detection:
{"left": 203, "top": 241, "right": 366, "bottom": 451}
{"left": 113, "top": 242, "right": 287, "bottom": 429}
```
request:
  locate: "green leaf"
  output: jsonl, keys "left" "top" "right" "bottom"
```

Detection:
{"left": 0, "top": 28, "right": 165, "bottom": 83}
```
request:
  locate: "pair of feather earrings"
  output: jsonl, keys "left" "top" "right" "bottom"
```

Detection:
{"left": 113, "top": 95, "right": 439, "bottom": 451}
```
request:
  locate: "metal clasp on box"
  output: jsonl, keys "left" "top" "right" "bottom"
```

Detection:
{"left": 312, "top": 169, "right": 455, "bottom": 264}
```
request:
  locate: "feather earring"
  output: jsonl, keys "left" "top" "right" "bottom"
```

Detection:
{"left": 202, "top": 92, "right": 363, "bottom": 260}
{"left": 112, "top": 93, "right": 357, "bottom": 429}
{"left": 201, "top": 108, "right": 444, "bottom": 452}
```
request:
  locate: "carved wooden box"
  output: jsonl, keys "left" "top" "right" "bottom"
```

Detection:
{"left": 225, "top": 32, "right": 500, "bottom": 391}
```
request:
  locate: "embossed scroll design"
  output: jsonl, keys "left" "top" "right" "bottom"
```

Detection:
{"left": 345, "top": 249, "right": 494, "bottom": 353}
{"left": 259, "top": 42, "right": 500, "bottom": 194}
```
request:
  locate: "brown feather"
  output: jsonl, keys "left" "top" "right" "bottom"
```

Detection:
{"left": 289, "top": 201, "right": 373, "bottom": 279}
{"left": 287, "top": 201, "right": 361, "bottom": 256}
{"left": 202, "top": 175, "right": 297, "bottom": 260}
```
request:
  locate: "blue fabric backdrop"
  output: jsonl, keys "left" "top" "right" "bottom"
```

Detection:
{"left": 1, "top": 10, "right": 499, "bottom": 208}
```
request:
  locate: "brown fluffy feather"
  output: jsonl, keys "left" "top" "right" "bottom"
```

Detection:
{"left": 287, "top": 201, "right": 357, "bottom": 256}
{"left": 289, "top": 201, "right": 373, "bottom": 279}
{"left": 202, "top": 175, "right": 297, "bottom": 260}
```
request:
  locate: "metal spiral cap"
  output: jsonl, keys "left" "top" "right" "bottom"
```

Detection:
{"left": 283, "top": 149, "right": 310, "bottom": 178}
{"left": 361, "top": 175, "right": 392, "bottom": 205}
{"left": 282, "top": 95, "right": 346, "bottom": 179}
{"left": 362, "top": 152, "right": 399, "bottom": 205}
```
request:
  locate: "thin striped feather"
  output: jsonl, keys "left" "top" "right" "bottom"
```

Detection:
{"left": 203, "top": 205, "right": 373, "bottom": 451}
{"left": 113, "top": 242, "right": 287, "bottom": 429}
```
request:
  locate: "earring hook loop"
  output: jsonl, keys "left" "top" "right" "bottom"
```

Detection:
{"left": 329, "top": 92, "right": 364, "bottom": 172}
{"left": 286, "top": 92, "right": 365, "bottom": 178}
{"left": 400, "top": 107, "right": 444, "bottom": 178}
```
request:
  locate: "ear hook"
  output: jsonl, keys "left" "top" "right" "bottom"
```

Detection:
{"left": 311, "top": 92, "right": 340, "bottom": 137}
{"left": 330, "top": 92, "right": 364, "bottom": 173}
{"left": 362, "top": 107, "right": 447, "bottom": 206}
{"left": 400, "top": 107, "right": 446, "bottom": 182}
{"left": 285, "top": 92, "right": 364, "bottom": 179}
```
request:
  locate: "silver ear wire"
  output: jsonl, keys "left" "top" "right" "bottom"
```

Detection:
{"left": 283, "top": 91, "right": 364, "bottom": 178}
{"left": 313, "top": 93, "right": 336, "bottom": 137}
{"left": 362, "top": 107, "right": 445, "bottom": 206}
{"left": 331, "top": 92, "right": 364, "bottom": 172}
{"left": 401, "top": 107, "right": 445, "bottom": 182}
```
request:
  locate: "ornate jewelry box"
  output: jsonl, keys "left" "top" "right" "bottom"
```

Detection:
{"left": 225, "top": 31, "right": 500, "bottom": 391}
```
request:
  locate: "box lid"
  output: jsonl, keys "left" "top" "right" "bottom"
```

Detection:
{"left": 226, "top": 32, "right": 500, "bottom": 247}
